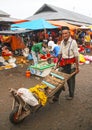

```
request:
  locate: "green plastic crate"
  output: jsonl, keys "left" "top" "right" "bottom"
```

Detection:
{"left": 29, "top": 63, "right": 55, "bottom": 70}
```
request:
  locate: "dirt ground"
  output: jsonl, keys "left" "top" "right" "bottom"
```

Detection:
{"left": 0, "top": 63, "right": 92, "bottom": 130}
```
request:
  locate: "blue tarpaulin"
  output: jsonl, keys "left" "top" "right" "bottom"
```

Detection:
{"left": 11, "top": 19, "right": 57, "bottom": 30}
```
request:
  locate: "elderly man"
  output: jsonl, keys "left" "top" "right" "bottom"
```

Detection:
{"left": 54, "top": 26, "right": 79, "bottom": 101}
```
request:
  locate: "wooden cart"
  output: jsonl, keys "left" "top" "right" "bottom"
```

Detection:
{"left": 42, "top": 69, "right": 75, "bottom": 101}
{"left": 9, "top": 69, "right": 76, "bottom": 124}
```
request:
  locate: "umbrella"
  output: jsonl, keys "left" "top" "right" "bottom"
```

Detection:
{"left": 11, "top": 19, "right": 57, "bottom": 30}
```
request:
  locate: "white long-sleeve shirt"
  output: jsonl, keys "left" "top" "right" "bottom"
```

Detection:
{"left": 59, "top": 37, "right": 79, "bottom": 59}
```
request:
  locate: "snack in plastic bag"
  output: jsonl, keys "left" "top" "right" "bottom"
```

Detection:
{"left": 17, "top": 88, "right": 39, "bottom": 106}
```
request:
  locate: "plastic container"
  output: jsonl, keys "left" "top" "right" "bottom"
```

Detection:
{"left": 25, "top": 70, "right": 31, "bottom": 78}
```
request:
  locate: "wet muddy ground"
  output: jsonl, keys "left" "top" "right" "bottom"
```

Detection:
{"left": 0, "top": 64, "right": 92, "bottom": 130}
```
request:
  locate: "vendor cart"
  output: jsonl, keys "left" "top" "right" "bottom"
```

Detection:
{"left": 9, "top": 69, "right": 76, "bottom": 124}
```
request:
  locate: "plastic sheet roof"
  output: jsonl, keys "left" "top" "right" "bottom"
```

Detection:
{"left": 11, "top": 18, "right": 57, "bottom": 30}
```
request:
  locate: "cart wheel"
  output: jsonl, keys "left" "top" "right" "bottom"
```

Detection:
{"left": 9, "top": 107, "right": 25, "bottom": 124}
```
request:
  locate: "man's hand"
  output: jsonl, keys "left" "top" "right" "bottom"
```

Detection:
{"left": 54, "top": 63, "right": 59, "bottom": 70}
{"left": 75, "top": 67, "right": 79, "bottom": 74}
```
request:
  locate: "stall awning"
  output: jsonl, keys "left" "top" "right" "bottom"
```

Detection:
{"left": 48, "top": 20, "right": 78, "bottom": 30}
{"left": 11, "top": 18, "right": 57, "bottom": 30}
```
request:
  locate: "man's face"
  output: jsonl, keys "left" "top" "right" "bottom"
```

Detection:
{"left": 62, "top": 30, "right": 70, "bottom": 41}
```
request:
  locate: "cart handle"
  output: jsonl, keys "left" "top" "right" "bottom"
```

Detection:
{"left": 70, "top": 71, "right": 76, "bottom": 77}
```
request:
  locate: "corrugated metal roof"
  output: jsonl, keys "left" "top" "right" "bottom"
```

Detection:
{"left": 64, "top": 20, "right": 90, "bottom": 26}
{"left": 0, "top": 29, "right": 31, "bottom": 35}
{"left": 27, "top": 4, "right": 92, "bottom": 25}
{"left": 0, "top": 16, "right": 18, "bottom": 23}
{"left": 0, "top": 10, "right": 19, "bottom": 23}
{"left": 0, "top": 10, "right": 10, "bottom": 17}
